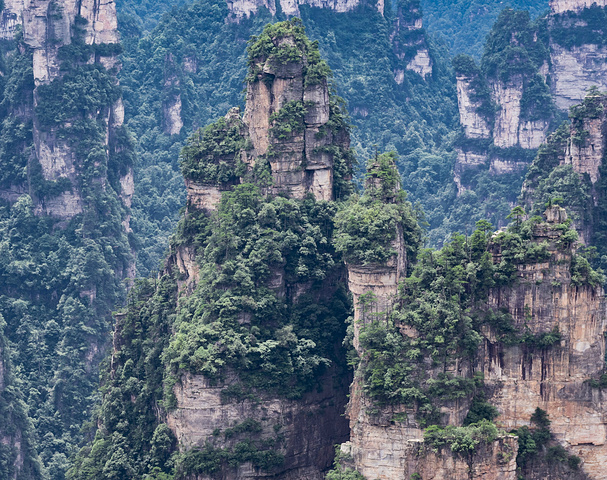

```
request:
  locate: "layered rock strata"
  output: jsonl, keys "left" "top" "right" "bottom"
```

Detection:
{"left": 565, "top": 96, "right": 607, "bottom": 185}
{"left": 185, "top": 29, "right": 351, "bottom": 211}
{"left": 167, "top": 371, "right": 349, "bottom": 480}
{"left": 343, "top": 159, "right": 519, "bottom": 480}
{"left": 0, "top": 0, "right": 131, "bottom": 220}
{"left": 456, "top": 76, "right": 491, "bottom": 140}
{"left": 483, "top": 207, "right": 607, "bottom": 479}
{"left": 244, "top": 40, "right": 348, "bottom": 201}
{"left": 164, "top": 24, "right": 353, "bottom": 480}
{"left": 226, "top": 0, "right": 383, "bottom": 20}
{"left": 549, "top": 1, "right": 607, "bottom": 109}
{"left": 550, "top": 44, "right": 607, "bottom": 110}
{"left": 391, "top": 0, "right": 432, "bottom": 80}
{"left": 550, "top": 0, "right": 607, "bottom": 14}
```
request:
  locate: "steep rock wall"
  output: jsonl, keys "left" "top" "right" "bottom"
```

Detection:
{"left": 243, "top": 36, "right": 348, "bottom": 201}
{"left": 0, "top": 0, "right": 23, "bottom": 40}
{"left": 565, "top": 108, "right": 606, "bottom": 184}
{"left": 167, "top": 371, "right": 349, "bottom": 480}
{"left": 550, "top": 0, "right": 607, "bottom": 14}
{"left": 456, "top": 76, "right": 491, "bottom": 140}
{"left": 550, "top": 43, "right": 607, "bottom": 110}
{"left": 482, "top": 208, "right": 607, "bottom": 479}
{"left": 226, "top": 0, "right": 383, "bottom": 19}
{"left": 1, "top": 0, "right": 127, "bottom": 220}
{"left": 391, "top": 0, "right": 432, "bottom": 79}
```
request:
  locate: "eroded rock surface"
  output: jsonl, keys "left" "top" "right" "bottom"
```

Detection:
{"left": 482, "top": 207, "right": 607, "bottom": 479}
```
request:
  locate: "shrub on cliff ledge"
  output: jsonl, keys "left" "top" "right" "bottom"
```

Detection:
{"left": 246, "top": 18, "right": 331, "bottom": 88}
{"left": 424, "top": 420, "right": 500, "bottom": 453}
{"left": 180, "top": 114, "right": 247, "bottom": 185}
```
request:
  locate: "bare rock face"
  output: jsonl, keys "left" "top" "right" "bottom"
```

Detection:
{"left": 401, "top": 437, "right": 518, "bottom": 480}
{"left": 483, "top": 207, "right": 607, "bottom": 479}
{"left": 456, "top": 76, "right": 492, "bottom": 139}
{"left": 3, "top": 0, "right": 125, "bottom": 219}
{"left": 164, "top": 95, "right": 184, "bottom": 136}
{"left": 163, "top": 55, "right": 184, "bottom": 136}
{"left": 243, "top": 34, "right": 348, "bottom": 201}
{"left": 406, "top": 49, "right": 432, "bottom": 77}
{"left": 0, "top": 0, "right": 23, "bottom": 40}
{"left": 550, "top": 43, "right": 607, "bottom": 110}
{"left": 167, "top": 371, "right": 349, "bottom": 480}
{"left": 565, "top": 111, "right": 606, "bottom": 184}
{"left": 550, "top": 0, "right": 607, "bottom": 14}
{"left": 226, "top": 0, "right": 376, "bottom": 20}
{"left": 21, "top": 0, "right": 119, "bottom": 85}
{"left": 492, "top": 78, "right": 524, "bottom": 148}
{"left": 392, "top": 0, "right": 432, "bottom": 79}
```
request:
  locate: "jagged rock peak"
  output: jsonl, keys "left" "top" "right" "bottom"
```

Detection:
{"left": 550, "top": 0, "right": 607, "bottom": 13}
{"left": 227, "top": 0, "right": 384, "bottom": 20}
{"left": 182, "top": 19, "right": 354, "bottom": 207}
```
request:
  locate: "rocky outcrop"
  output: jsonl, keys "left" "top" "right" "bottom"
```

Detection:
{"left": 239, "top": 30, "right": 350, "bottom": 200}
{"left": 0, "top": 0, "right": 23, "bottom": 40}
{"left": 550, "top": 43, "right": 607, "bottom": 110}
{"left": 21, "top": 0, "right": 119, "bottom": 85}
{"left": 167, "top": 371, "right": 349, "bottom": 480}
{"left": 492, "top": 77, "right": 549, "bottom": 149}
{"left": 406, "top": 49, "right": 432, "bottom": 77}
{"left": 482, "top": 207, "right": 607, "bottom": 479}
{"left": 341, "top": 435, "right": 517, "bottom": 480}
{"left": 164, "top": 95, "right": 183, "bottom": 136}
{"left": 550, "top": 0, "right": 607, "bottom": 14}
{"left": 0, "top": 0, "right": 126, "bottom": 219}
{"left": 565, "top": 103, "right": 606, "bottom": 184}
{"left": 226, "top": 0, "right": 382, "bottom": 20}
{"left": 163, "top": 55, "right": 183, "bottom": 136}
{"left": 456, "top": 76, "right": 491, "bottom": 140}
{"left": 392, "top": 0, "right": 432, "bottom": 79}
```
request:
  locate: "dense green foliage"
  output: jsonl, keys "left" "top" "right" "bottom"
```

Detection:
{"left": 421, "top": 0, "right": 548, "bottom": 57}
{"left": 165, "top": 185, "right": 350, "bottom": 397}
{"left": 356, "top": 210, "right": 599, "bottom": 423}
{"left": 0, "top": 315, "right": 44, "bottom": 479}
{"left": 115, "top": 0, "right": 464, "bottom": 272}
{"left": 180, "top": 115, "right": 248, "bottom": 184}
{"left": 0, "top": 14, "right": 136, "bottom": 479}
{"left": 424, "top": 419, "right": 500, "bottom": 453}
{"left": 513, "top": 409, "right": 583, "bottom": 478}
{"left": 482, "top": 9, "right": 549, "bottom": 83}
{"left": 334, "top": 153, "right": 423, "bottom": 265}
{"left": 69, "top": 185, "right": 352, "bottom": 479}
{"left": 550, "top": 5, "right": 607, "bottom": 49}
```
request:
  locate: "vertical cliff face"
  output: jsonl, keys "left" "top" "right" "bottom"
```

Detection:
{"left": 338, "top": 155, "right": 520, "bottom": 480}
{"left": 146, "top": 20, "right": 354, "bottom": 480}
{"left": 482, "top": 207, "right": 607, "bottom": 479}
{"left": 521, "top": 91, "right": 606, "bottom": 246}
{"left": 452, "top": 10, "right": 555, "bottom": 199}
{"left": 550, "top": 0, "right": 607, "bottom": 14}
{"left": 548, "top": 0, "right": 607, "bottom": 110}
{"left": 0, "top": 0, "right": 132, "bottom": 220}
{"left": 179, "top": 20, "right": 353, "bottom": 208}
{"left": 392, "top": 0, "right": 433, "bottom": 81}
{"left": 491, "top": 76, "right": 550, "bottom": 150}
{"left": 456, "top": 75, "right": 492, "bottom": 140}
{"left": 226, "top": 0, "right": 383, "bottom": 20}
{"left": 565, "top": 95, "right": 606, "bottom": 185}
{"left": 244, "top": 30, "right": 351, "bottom": 201}
{"left": 0, "top": 0, "right": 23, "bottom": 40}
